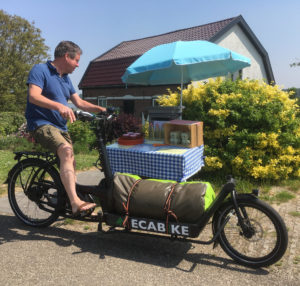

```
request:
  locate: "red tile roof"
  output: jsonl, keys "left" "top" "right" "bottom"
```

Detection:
{"left": 95, "top": 17, "right": 235, "bottom": 62}
{"left": 80, "top": 56, "right": 139, "bottom": 87}
{"left": 79, "top": 16, "right": 251, "bottom": 88}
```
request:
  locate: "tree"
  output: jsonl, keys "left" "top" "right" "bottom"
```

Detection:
{"left": 0, "top": 10, "right": 49, "bottom": 111}
{"left": 290, "top": 62, "right": 300, "bottom": 67}
{"left": 290, "top": 59, "right": 300, "bottom": 67}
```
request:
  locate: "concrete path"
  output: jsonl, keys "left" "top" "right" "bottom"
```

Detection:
{"left": 0, "top": 171, "right": 299, "bottom": 285}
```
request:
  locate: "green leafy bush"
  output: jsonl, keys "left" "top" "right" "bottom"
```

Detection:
{"left": 67, "top": 120, "right": 96, "bottom": 153}
{"left": 286, "top": 87, "right": 300, "bottom": 111}
{"left": 157, "top": 78, "right": 300, "bottom": 180}
{"left": 0, "top": 112, "right": 26, "bottom": 136}
{"left": 0, "top": 135, "right": 46, "bottom": 152}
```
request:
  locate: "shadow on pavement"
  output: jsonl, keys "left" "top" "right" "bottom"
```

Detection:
{"left": 0, "top": 213, "right": 269, "bottom": 275}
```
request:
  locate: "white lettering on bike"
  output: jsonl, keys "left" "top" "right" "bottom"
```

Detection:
{"left": 130, "top": 219, "right": 189, "bottom": 236}
{"left": 171, "top": 224, "right": 181, "bottom": 234}
{"left": 147, "top": 221, "right": 157, "bottom": 231}
{"left": 157, "top": 222, "right": 166, "bottom": 232}
{"left": 138, "top": 220, "right": 147, "bottom": 230}
{"left": 181, "top": 226, "right": 189, "bottom": 236}
{"left": 131, "top": 219, "right": 138, "bottom": 229}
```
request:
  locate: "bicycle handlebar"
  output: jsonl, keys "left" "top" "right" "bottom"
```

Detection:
{"left": 74, "top": 110, "right": 95, "bottom": 121}
{"left": 74, "top": 110, "right": 116, "bottom": 122}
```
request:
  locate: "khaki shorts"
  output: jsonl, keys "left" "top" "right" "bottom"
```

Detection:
{"left": 32, "top": 125, "right": 72, "bottom": 153}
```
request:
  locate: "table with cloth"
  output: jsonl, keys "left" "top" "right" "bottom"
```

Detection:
{"left": 106, "top": 143, "right": 204, "bottom": 182}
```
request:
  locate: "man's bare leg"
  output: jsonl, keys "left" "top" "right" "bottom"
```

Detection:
{"left": 57, "top": 144, "right": 95, "bottom": 214}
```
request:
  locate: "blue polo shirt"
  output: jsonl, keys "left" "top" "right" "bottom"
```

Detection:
{"left": 25, "top": 61, "right": 76, "bottom": 131}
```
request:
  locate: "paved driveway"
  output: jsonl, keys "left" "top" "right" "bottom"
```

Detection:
{"left": 0, "top": 171, "right": 299, "bottom": 285}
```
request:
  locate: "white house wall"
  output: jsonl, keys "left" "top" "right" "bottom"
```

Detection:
{"left": 214, "top": 25, "right": 268, "bottom": 81}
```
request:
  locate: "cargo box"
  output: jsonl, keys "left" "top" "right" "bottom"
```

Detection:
{"left": 164, "top": 120, "right": 203, "bottom": 148}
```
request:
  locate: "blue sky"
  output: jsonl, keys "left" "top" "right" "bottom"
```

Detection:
{"left": 1, "top": 0, "right": 300, "bottom": 93}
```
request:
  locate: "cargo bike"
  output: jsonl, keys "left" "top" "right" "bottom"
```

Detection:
{"left": 6, "top": 110, "right": 288, "bottom": 268}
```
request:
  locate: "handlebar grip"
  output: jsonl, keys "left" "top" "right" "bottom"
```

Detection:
{"left": 106, "top": 106, "right": 116, "bottom": 114}
{"left": 74, "top": 110, "right": 95, "bottom": 121}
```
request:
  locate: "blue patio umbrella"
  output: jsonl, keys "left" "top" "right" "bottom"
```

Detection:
{"left": 121, "top": 40, "right": 251, "bottom": 115}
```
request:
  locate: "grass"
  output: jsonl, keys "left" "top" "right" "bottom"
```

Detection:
{"left": 274, "top": 260, "right": 283, "bottom": 267}
{"left": 59, "top": 218, "right": 94, "bottom": 232}
{"left": 74, "top": 150, "right": 99, "bottom": 171}
{"left": 0, "top": 149, "right": 99, "bottom": 185}
{"left": 288, "top": 211, "right": 300, "bottom": 217}
{"left": 0, "top": 150, "right": 16, "bottom": 185}
{"left": 63, "top": 218, "right": 75, "bottom": 225}
{"left": 294, "top": 256, "right": 300, "bottom": 265}
{"left": 261, "top": 189, "right": 297, "bottom": 203}
{"left": 273, "top": 191, "right": 296, "bottom": 202}
{"left": 0, "top": 188, "right": 7, "bottom": 197}
{"left": 279, "top": 179, "right": 300, "bottom": 193}
{"left": 194, "top": 171, "right": 299, "bottom": 204}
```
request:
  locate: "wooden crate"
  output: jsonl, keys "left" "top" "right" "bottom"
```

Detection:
{"left": 164, "top": 120, "right": 203, "bottom": 148}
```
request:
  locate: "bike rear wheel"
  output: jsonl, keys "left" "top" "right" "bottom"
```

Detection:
{"left": 213, "top": 195, "right": 288, "bottom": 268}
{"left": 8, "top": 158, "right": 63, "bottom": 227}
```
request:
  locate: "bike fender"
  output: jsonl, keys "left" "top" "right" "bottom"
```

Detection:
{"left": 6, "top": 158, "right": 61, "bottom": 185}
{"left": 234, "top": 193, "right": 259, "bottom": 202}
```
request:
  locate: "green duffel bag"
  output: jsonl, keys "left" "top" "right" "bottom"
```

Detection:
{"left": 113, "top": 173, "right": 215, "bottom": 224}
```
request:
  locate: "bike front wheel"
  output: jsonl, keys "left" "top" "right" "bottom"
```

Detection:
{"left": 8, "top": 158, "right": 63, "bottom": 227}
{"left": 213, "top": 195, "right": 288, "bottom": 268}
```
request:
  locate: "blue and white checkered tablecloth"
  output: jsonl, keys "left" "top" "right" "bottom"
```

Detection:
{"left": 106, "top": 143, "right": 205, "bottom": 182}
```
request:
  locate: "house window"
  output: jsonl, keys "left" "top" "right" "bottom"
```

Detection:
{"left": 98, "top": 96, "right": 107, "bottom": 107}
{"left": 231, "top": 69, "right": 243, "bottom": 81}
{"left": 123, "top": 100, "right": 135, "bottom": 114}
{"left": 239, "top": 69, "right": 243, "bottom": 79}
{"left": 152, "top": 95, "right": 160, "bottom": 106}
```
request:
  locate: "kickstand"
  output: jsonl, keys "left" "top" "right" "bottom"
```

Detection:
{"left": 97, "top": 210, "right": 104, "bottom": 232}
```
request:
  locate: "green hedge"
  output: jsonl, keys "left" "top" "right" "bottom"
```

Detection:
{"left": 0, "top": 112, "right": 26, "bottom": 136}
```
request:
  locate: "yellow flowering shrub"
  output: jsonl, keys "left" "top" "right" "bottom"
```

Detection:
{"left": 204, "top": 156, "right": 223, "bottom": 171}
{"left": 157, "top": 78, "right": 300, "bottom": 180}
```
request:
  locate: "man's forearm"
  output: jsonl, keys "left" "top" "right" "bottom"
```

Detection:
{"left": 29, "top": 86, "right": 76, "bottom": 123}
{"left": 77, "top": 99, "right": 106, "bottom": 113}
{"left": 29, "top": 93, "right": 62, "bottom": 111}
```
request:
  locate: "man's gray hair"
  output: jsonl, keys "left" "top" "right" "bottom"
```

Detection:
{"left": 54, "top": 41, "right": 82, "bottom": 59}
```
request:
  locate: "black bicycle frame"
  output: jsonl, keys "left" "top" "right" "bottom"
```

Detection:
{"left": 10, "top": 114, "right": 258, "bottom": 244}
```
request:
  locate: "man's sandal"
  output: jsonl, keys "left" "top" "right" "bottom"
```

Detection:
{"left": 72, "top": 202, "right": 96, "bottom": 217}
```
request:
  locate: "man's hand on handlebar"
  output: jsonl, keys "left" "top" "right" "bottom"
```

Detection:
{"left": 58, "top": 105, "right": 76, "bottom": 123}
{"left": 97, "top": 107, "right": 117, "bottom": 117}
{"left": 74, "top": 108, "right": 117, "bottom": 122}
{"left": 106, "top": 106, "right": 116, "bottom": 114}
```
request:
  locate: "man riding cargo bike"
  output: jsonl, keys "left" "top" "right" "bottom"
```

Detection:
{"left": 25, "top": 41, "right": 106, "bottom": 217}
{"left": 6, "top": 40, "right": 288, "bottom": 269}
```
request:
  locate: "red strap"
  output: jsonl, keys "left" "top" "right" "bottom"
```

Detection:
{"left": 122, "top": 179, "right": 142, "bottom": 228}
{"left": 164, "top": 184, "right": 178, "bottom": 234}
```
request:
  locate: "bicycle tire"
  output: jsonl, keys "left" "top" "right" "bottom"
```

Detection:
{"left": 213, "top": 195, "right": 288, "bottom": 268}
{"left": 8, "top": 158, "right": 64, "bottom": 227}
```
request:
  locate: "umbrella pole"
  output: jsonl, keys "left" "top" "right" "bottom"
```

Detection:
{"left": 180, "top": 66, "right": 183, "bottom": 120}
